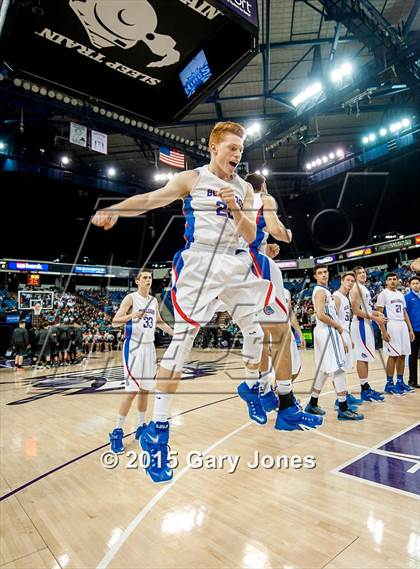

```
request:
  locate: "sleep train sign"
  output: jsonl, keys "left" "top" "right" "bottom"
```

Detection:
{"left": 0, "top": 0, "right": 258, "bottom": 122}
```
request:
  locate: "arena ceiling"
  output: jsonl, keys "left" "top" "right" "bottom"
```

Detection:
{"left": 0, "top": 0, "right": 419, "bottom": 190}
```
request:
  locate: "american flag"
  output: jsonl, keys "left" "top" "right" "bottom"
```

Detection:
{"left": 159, "top": 146, "right": 185, "bottom": 169}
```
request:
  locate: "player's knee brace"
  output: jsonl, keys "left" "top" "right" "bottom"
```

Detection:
{"left": 239, "top": 322, "right": 264, "bottom": 365}
{"left": 160, "top": 326, "right": 198, "bottom": 372}
{"left": 333, "top": 369, "right": 347, "bottom": 393}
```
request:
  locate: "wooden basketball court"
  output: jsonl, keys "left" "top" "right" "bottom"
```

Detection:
{"left": 1, "top": 349, "right": 419, "bottom": 569}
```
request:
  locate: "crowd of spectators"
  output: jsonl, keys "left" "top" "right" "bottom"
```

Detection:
{"left": 4, "top": 261, "right": 419, "bottom": 361}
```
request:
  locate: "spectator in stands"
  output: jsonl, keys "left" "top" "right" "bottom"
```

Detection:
{"left": 12, "top": 320, "right": 29, "bottom": 370}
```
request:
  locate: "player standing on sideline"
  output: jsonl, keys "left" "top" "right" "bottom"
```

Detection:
{"left": 109, "top": 270, "right": 173, "bottom": 454}
{"left": 92, "top": 121, "right": 273, "bottom": 483}
{"left": 375, "top": 272, "right": 415, "bottom": 394}
{"left": 12, "top": 320, "right": 29, "bottom": 370}
{"left": 350, "top": 266, "right": 387, "bottom": 402}
{"left": 333, "top": 272, "right": 363, "bottom": 410}
{"left": 405, "top": 276, "right": 420, "bottom": 388}
{"left": 306, "top": 265, "right": 364, "bottom": 420}
{"left": 242, "top": 172, "right": 321, "bottom": 431}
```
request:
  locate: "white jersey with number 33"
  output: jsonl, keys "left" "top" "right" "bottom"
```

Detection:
{"left": 125, "top": 292, "right": 157, "bottom": 344}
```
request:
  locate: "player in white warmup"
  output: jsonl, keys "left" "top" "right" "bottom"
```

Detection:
{"left": 241, "top": 172, "right": 321, "bottom": 431}
{"left": 350, "top": 266, "right": 387, "bottom": 402}
{"left": 306, "top": 265, "right": 363, "bottom": 420}
{"left": 92, "top": 121, "right": 274, "bottom": 483}
{"left": 109, "top": 269, "right": 173, "bottom": 454}
{"left": 333, "top": 272, "right": 364, "bottom": 411}
{"left": 375, "top": 272, "right": 415, "bottom": 394}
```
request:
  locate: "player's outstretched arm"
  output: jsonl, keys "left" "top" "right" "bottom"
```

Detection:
{"left": 91, "top": 170, "right": 196, "bottom": 230}
{"left": 262, "top": 194, "right": 292, "bottom": 243}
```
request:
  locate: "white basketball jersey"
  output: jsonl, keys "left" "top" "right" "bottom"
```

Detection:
{"left": 239, "top": 193, "right": 268, "bottom": 252}
{"left": 312, "top": 285, "right": 338, "bottom": 329}
{"left": 376, "top": 289, "right": 405, "bottom": 321}
{"left": 350, "top": 283, "right": 372, "bottom": 319}
{"left": 125, "top": 292, "right": 157, "bottom": 344}
{"left": 183, "top": 165, "right": 249, "bottom": 250}
{"left": 333, "top": 290, "right": 351, "bottom": 331}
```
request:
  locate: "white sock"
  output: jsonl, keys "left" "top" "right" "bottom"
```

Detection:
{"left": 245, "top": 367, "right": 259, "bottom": 388}
{"left": 337, "top": 394, "right": 346, "bottom": 402}
{"left": 276, "top": 379, "right": 292, "bottom": 395}
{"left": 138, "top": 411, "right": 146, "bottom": 427}
{"left": 153, "top": 391, "right": 172, "bottom": 423}
{"left": 360, "top": 379, "right": 368, "bottom": 386}
{"left": 116, "top": 415, "right": 126, "bottom": 429}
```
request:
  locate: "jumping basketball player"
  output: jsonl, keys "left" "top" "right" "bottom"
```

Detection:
{"left": 350, "top": 266, "right": 387, "bottom": 401}
{"left": 242, "top": 172, "right": 321, "bottom": 431}
{"left": 375, "top": 272, "right": 415, "bottom": 394}
{"left": 333, "top": 272, "right": 363, "bottom": 410}
{"left": 306, "top": 265, "right": 363, "bottom": 420}
{"left": 109, "top": 269, "right": 173, "bottom": 454}
{"left": 92, "top": 121, "right": 273, "bottom": 483}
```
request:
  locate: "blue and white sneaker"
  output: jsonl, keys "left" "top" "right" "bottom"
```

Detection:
{"left": 109, "top": 428, "right": 124, "bottom": 454}
{"left": 237, "top": 382, "right": 267, "bottom": 424}
{"left": 384, "top": 382, "right": 406, "bottom": 395}
{"left": 361, "top": 388, "right": 385, "bottom": 402}
{"left": 334, "top": 399, "right": 358, "bottom": 412}
{"left": 140, "top": 421, "right": 173, "bottom": 483}
{"left": 396, "top": 380, "right": 415, "bottom": 393}
{"left": 338, "top": 408, "right": 364, "bottom": 420}
{"left": 347, "top": 393, "right": 363, "bottom": 406}
{"left": 260, "top": 387, "right": 278, "bottom": 413}
{"left": 135, "top": 423, "right": 147, "bottom": 441}
{"left": 275, "top": 400, "right": 323, "bottom": 431}
{"left": 304, "top": 403, "right": 326, "bottom": 416}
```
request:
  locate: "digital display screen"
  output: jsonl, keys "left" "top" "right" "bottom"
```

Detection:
{"left": 8, "top": 261, "right": 49, "bottom": 272}
{"left": 375, "top": 238, "right": 412, "bottom": 253}
{"left": 27, "top": 274, "right": 41, "bottom": 286}
{"left": 346, "top": 248, "right": 372, "bottom": 259}
{"left": 315, "top": 255, "right": 336, "bottom": 265}
{"left": 276, "top": 260, "right": 299, "bottom": 269}
{"left": 5, "top": 314, "right": 31, "bottom": 324}
{"left": 74, "top": 265, "right": 107, "bottom": 275}
{"left": 179, "top": 50, "right": 212, "bottom": 98}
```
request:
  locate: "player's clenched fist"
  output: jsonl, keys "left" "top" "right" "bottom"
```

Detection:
{"left": 266, "top": 243, "right": 280, "bottom": 259}
{"left": 91, "top": 210, "right": 119, "bottom": 230}
{"left": 217, "top": 187, "right": 237, "bottom": 209}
